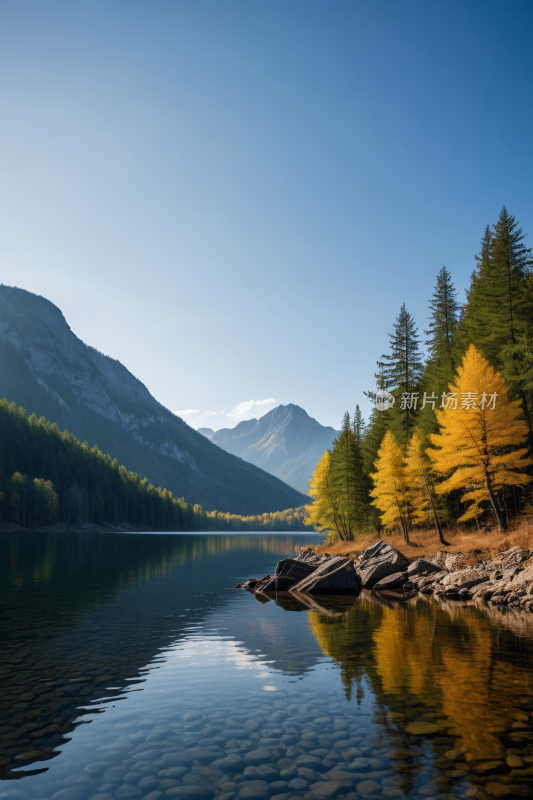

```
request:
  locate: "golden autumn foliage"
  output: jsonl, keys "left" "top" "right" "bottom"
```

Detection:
{"left": 404, "top": 430, "right": 431, "bottom": 525}
{"left": 370, "top": 430, "right": 411, "bottom": 541}
{"left": 428, "top": 344, "right": 531, "bottom": 528}
{"left": 304, "top": 449, "right": 340, "bottom": 541}
{"left": 405, "top": 430, "right": 448, "bottom": 544}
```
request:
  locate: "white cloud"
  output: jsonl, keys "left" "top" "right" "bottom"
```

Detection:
{"left": 205, "top": 411, "right": 217, "bottom": 416}
{"left": 175, "top": 408, "right": 200, "bottom": 416}
{"left": 226, "top": 398, "right": 276, "bottom": 423}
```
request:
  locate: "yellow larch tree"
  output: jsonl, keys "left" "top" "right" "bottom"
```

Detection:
{"left": 405, "top": 430, "right": 449, "bottom": 545}
{"left": 304, "top": 449, "right": 341, "bottom": 542}
{"left": 428, "top": 344, "right": 532, "bottom": 531}
{"left": 370, "top": 430, "right": 411, "bottom": 542}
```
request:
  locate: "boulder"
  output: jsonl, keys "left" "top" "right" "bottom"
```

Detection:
{"left": 407, "top": 558, "right": 444, "bottom": 577}
{"left": 441, "top": 569, "right": 489, "bottom": 590}
{"left": 295, "top": 550, "right": 327, "bottom": 564}
{"left": 291, "top": 557, "right": 361, "bottom": 594}
{"left": 254, "top": 575, "right": 298, "bottom": 594}
{"left": 274, "top": 558, "right": 318, "bottom": 581}
{"left": 358, "top": 540, "right": 408, "bottom": 588}
{"left": 372, "top": 571, "right": 408, "bottom": 591}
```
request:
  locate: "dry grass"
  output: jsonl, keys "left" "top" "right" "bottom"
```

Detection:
{"left": 311, "top": 517, "right": 533, "bottom": 562}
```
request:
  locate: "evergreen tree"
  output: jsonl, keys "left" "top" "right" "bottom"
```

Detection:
{"left": 329, "top": 411, "right": 368, "bottom": 539}
{"left": 425, "top": 266, "right": 460, "bottom": 376}
{"left": 418, "top": 267, "right": 461, "bottom": 437}
{"left": 457, "top": 225, "right": 493, "bottom": 358}
{"left": 352, "top": 404, "right": 365, "bottom": 446}
{"left": 376, "top": 303, "right": 424, "bottom": 443}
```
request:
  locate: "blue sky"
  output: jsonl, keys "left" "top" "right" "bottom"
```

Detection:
{"left": 1, "top": 0, "right": 532, "bottom": 430}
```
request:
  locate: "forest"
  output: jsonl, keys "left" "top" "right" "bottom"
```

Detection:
{"left": 0, "top": 399, "right": 307, "bottom": 532}
{"left": 306, "top": 206, "right": 533, "bottom": 543}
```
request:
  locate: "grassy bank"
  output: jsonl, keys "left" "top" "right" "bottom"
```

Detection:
{"left": 310, "top": 518, "right": 533, "bottom": 563}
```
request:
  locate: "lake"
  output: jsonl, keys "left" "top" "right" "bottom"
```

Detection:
{"left": 1, "top": 532, "right": 533, "bottom": 800}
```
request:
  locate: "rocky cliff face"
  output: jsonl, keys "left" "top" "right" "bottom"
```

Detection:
{"left": 211, "top": 404, "right": 338, "bottom": 493}
{"left": 0, "top": 286, "right": 307, "bottom": 514}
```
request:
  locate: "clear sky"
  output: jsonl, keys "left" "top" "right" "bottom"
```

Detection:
{"left": 1, "top": 0, "right": 532, "bottom": 431}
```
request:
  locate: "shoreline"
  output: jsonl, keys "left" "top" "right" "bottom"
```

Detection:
{"left": 242, "top": 539, "right": 533, "bottom": 614}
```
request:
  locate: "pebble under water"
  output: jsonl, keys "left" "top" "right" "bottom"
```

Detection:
{"left": 1, "top": 533, "right": 533, "bottom": 800}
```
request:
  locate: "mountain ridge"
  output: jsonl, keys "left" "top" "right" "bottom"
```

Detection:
{"left": 0, "top": 285, "right": 307, "bottom": 514}
{"left": 211, "top": 404, "right": 338, "bottom": 493}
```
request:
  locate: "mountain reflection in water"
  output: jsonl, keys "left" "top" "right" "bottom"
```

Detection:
{"left": 1, "top": 532, "right": 533, "bottom": 800}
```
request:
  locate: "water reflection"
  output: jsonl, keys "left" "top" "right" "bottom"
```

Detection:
{"left": 1, "top": 532, "right": 533, "bottom": 800}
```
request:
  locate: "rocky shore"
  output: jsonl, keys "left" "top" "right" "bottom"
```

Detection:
{"left": 236, "top": 540, "right": 533, "bottom": 614}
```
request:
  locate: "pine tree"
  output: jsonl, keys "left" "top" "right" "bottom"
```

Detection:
{"left": 370, "top": 430, "right": 411, "bottom": 542}
{"left": 425, "top": 266, "right": 460, "bottom": 368}
{"left": 428, "top": 345, "right": 531, "bottom": 531}
{"left": 484, "top": 207, "right": 532, "bottom": 355}
{"left": 352, "top": 405, "right": 365, "bottom": 446}
{"left": 376, "top": 304, "right": 424, "bottom": 443}
{"left": 418, "top": 267, "right": 461, "bottom": 438}
{"left": 405, "top": 430, "right": 448, "bottom": 545}
{"left": 329, "top": 412, "right": 368, "bottom": 539}
{"left": 457, "top": 225, "right": 493, "bottom": 358}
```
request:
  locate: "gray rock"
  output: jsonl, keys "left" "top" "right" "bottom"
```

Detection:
{"left": 274, "top": 559, "right": 318, "bottom": 581}
{"left": 185, "top": 748, "right": 219, "bottom": 764}
{"left": 293, "top": 755, "right": 321, "bottom": 767}
{"left": 84, "top": 762, "right": 109, "bottom": 775}
{"left": 102, "top": 766, "right": 129, "bottom": 783}
{"left": 291, "top": 558, "right": 361, "bottom": 594}
{"left": 407, "top": 559, "right": 444, "bottom": 577}
{"left": 52, "top": 790, "right": 87, "bottom": 800}
{"left": 243, "top": 749, "right": 273, "bottom": 766}
{"left": 139, "top": 777, "right": 160, "bottom": 790}
{"left": 115, "top": 786, "right": 142, "bottom": 798}
{"left": 358, "top": 541, "right": 408, "bottom": 588}
{"left": 163, "top": 754, "right": 194, "bottom": 767}
{"left": 269, "top": 782, "right": 289, "bottom": 792}
{"left": 372, "top": 572, "right": 408, "bottom": 591}
{"left": 309, "top": 781, "right": 341, "bottom": 797}
{"left": 287, "top": 778, "right": 308, "bottom": 791}
{"left": 164, "top": 768, "right": 189, "bottom": 778}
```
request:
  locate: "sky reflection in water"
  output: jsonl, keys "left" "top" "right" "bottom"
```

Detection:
{"left": 1, "top": 532, "right": 533, "bottom": 800}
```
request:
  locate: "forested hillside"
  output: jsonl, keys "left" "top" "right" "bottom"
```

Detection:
{"left": 306, "top": 207, "right": 533, "bottom": 541}
{"left": 0, "top": 285, "right": 306, "bottom": 515}
{"left": 0, "top": 401, "right": 307, "bottom": 531}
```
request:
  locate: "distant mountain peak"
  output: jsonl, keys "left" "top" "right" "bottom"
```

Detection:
{"left": 211, "top": 404, "right": 338, "bottom": 493}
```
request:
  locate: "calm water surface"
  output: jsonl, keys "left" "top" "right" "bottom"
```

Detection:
{"left": 1, "top": 532, "right": 533, "bottom": 800}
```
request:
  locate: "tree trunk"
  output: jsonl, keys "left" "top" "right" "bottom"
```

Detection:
{"left": 423, "top": 473, "right": 449, "bottom": 545}
{"left": 400, "top": 513, "right": 410, "bottom": 543}
{"left": 486, "top": 472, "right": 507, "bottom": 531}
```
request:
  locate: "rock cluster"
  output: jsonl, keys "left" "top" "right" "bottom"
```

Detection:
{"left": 406, "top": 545, "right": 533, "bottom": 611}
{"left": 239, "top": 540, "right": 533, "bottom": 613}
{"left": 236, "top": 553, "right": 361, "bottom": 596}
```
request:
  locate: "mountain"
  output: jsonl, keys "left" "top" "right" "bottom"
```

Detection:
{"left": 198, "top": 427, "right": 215, "bottom": 439}
{"left": 0, "top": 285, "right": 307, "bottom": 515}
{"left": 211, "top": 404, "right": 338, "bottom": 493}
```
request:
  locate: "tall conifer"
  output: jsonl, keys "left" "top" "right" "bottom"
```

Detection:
{"left": 418, "top": 267, "right": 461, "bottom": 437}
{"left": 376, "top": 304, "right": 423, "bottom": 443}
{"left": 329, "top": 411, "right": 368, "bottom": 539}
